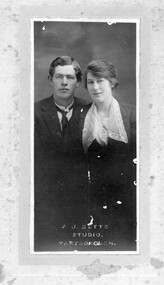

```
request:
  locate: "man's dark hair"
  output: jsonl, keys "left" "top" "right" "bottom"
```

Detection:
{"left": 48, "top": 56, "right": 82, "bottom": 82}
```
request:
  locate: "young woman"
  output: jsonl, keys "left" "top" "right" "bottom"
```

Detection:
{"left": 65, "top": 59, "right": 137, "bottom": 251}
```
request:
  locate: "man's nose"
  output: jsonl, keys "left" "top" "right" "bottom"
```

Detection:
{"left": 61, "top": 76, "right": 67, "bottom": 85}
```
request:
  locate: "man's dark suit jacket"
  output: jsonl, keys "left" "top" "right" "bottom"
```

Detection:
{"left": 34, "top": 95, "right": 88, "bottom": 251}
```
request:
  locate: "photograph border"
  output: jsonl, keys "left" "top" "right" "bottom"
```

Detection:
{"left": 19, "top": 6, "right": 150, "bottom": 265}
{"left": 31, "top": 18, "right": 140, "bottom": 256}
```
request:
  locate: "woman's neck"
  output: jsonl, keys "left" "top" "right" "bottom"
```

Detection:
{"left": 96, "top": 97, "right": 113, "bottom": 117}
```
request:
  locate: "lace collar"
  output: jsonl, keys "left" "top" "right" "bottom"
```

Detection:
{"left": 82, "top": 98, "right": 128, "bottom": 152}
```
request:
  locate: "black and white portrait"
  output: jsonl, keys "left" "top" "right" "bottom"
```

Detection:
{"left": 32, "top": 20, "right": 138, "bottom": 253}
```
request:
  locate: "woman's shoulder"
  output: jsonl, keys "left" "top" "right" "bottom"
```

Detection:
{"left": 118, "top": 101, "right": 136, "bottom": 123}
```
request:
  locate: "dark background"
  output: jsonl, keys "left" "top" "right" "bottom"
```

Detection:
{"left": 34, "top": 21, "right": 136, "bottom": 106}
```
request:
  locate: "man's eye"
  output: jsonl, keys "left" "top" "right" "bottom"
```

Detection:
{"left": 87, "top": 81, "right": 93, "bottom": 85}
{"left": 98, "top": 79, "right": 103, "bottom": 83}
{"left": 67, "top": 76, "right": 75, "bottom": 80}
{"left": 56, "top": 75, "right": 62, "bottom": 79}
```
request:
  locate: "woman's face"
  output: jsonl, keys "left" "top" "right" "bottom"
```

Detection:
{"left": 86, "top": 72, "right": 113, "bottom": 105}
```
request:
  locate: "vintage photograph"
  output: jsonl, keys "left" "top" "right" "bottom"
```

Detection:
{"left": 33, "top": 20, "right": 138, "bottom": 252}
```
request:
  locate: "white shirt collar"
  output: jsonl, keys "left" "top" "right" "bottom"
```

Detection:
{"left": 54, "top": 100, "right": 74, "bottom": 112}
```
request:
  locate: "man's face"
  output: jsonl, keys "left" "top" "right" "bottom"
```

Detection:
{"left": 51, "top": 65, "right": 79, "bottom": 103}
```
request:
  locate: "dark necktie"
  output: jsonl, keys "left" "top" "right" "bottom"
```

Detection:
{"left": 55, "top": 104, "right": 73, "bottom": 133}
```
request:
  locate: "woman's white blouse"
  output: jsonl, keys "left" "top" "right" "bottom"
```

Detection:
{"left": 82, "top": 98, "right": 128, "bottom": 152}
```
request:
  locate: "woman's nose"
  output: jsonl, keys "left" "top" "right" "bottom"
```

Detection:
{"left": 93, "top": 81, "right": 99, "bottom": 89}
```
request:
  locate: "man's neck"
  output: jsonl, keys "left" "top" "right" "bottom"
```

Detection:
{"left": 53, "top": 96, "right": 74, "bottom": 108}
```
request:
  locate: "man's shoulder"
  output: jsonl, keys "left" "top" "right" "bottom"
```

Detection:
{"left": 74, "top": 96, "right": 90, "bottom": 107}
{"left": 35, "top": 96, "right": 53, "bottom": 112}
{"left": 72, "top": 102, "right": 92, "bottom": 122}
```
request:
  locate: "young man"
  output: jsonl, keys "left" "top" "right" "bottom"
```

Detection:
{"left": 35, "top": 56, "right": 86, "bottom": 137}
{"left": 34, "top": 56, "right": 87, "bottom": 251}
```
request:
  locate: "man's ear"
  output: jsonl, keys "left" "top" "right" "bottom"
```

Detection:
{"left": 76, "top": 82, "right": 80, "bottom": 88}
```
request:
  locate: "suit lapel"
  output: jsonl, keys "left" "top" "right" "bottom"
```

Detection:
{"left": 41, "top": 96, "right": 89, "bottom": 141}
{"left": 42, "top": 96, "right": 80, "bottom": 139}
{"left": 41, "top": 96, "right": 62, "bottom": 140}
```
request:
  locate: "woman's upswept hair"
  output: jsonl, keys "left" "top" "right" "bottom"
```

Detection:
{"left": 84, "top": 59, "right": 119, "bottom": 89}
{"left": 48, "top": 56, "right": 82, "bottom": 82}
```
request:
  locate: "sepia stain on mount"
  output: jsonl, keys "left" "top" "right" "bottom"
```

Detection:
{"left": 77, "top": 258, "right": 164, "bottom": 279}
{"left": 77, "top": 259, "right": 121, "bottom": 279}
{"left": 149, "top": 175, "right": 155, "bottom": 186}
{"left": 0, "top": 264, "right": 5, "bottom": 283}
{"left": 148, "top": 103, "right": 153, "bottom": 109}
{"left": 7, "top": 278, "right": 17, "bottom": 285}
{"left": 150, "top": 258, "right": 164, "bottom": 269}
{"left": 126, "top": 265, "right": 136, "bottom": 270}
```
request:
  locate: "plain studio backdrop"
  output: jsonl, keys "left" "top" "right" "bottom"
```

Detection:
{"left": 34, "top": 21, "right": 136, "bottom": 106}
